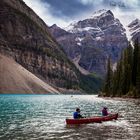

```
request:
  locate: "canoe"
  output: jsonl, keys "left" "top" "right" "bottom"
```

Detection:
{"left": 66, "top": 113, "right": 118, "bottom": 125}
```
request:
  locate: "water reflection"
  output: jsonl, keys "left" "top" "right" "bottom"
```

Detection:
{"left": 0, "top": 95, "right": 140, "bottom": 140}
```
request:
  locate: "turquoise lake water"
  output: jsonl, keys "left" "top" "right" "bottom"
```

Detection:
{"left": 0, "top": 95, "right": 140, "bottom": 140}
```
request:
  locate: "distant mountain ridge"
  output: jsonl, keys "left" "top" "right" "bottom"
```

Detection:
{"left": 49, "top": 10, "right": 128, "bottom": 76}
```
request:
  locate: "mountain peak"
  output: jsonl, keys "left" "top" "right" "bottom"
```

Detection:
{"left": 131, "top": 18, "right": 140, "bottom": 23}
{"left": 65, "top": 9, "right": 117, "bottom": 33}
{"left": 128, "top": 19, "right": 140, "bottom": 41}
{"left": 128, "top": 18, "right": 140, "bottom": 27}
{"left": 106, "top": 10, "right": 114, "bottom": 16}
{"left": 50, "top": 24, "right": 59, "bottom": 28}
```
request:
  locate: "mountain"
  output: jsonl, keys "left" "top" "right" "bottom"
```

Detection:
{"left": 0, "top": 0, "right": 102, "bottom": 93}
{"left": 128, "top": 19, "right": 140, "bottom": 42}
{"left": 49, "top": 10, "right": 128, "bottom": 76}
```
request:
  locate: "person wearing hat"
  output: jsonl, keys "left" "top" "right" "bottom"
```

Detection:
{"left": 73, "top": 108, "right": 83, "bottom": 119}
{"left": 102, "top": 107, "right": 108, "bottom": 116}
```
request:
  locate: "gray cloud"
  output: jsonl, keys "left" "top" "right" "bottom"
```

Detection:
{"left": 23, "top": 0, "right": 140, "bottom": 28}
{"left": 41, "top": 0, "right": 92, "bottom": 19}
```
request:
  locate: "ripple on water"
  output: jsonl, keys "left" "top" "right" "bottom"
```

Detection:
{"left": 0, "top": 95, "right": 140, "bottom": 140}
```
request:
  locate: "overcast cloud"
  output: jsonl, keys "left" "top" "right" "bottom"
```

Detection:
{"left": 23, "top": 0, "right": 140, "bottom": 28}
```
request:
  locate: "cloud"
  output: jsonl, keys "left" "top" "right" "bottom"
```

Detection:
{"left": 41, "top": 0, "right": 91, "bottom": 18}
{"left": 23, "top": 0, "right": 140, "bottom": 28}
{"left": 23, "top": 0, "right": 71, "bottom": 27}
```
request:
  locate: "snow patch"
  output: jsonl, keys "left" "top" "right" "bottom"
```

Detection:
{"left": 112, "top": 63, "right": 117, "bottom": 71}
{"left": 75, "top": 37, "right": 84, "bottom": 42}
{"left": 90, "top": 9, "right": 108, "bottom": 18}
{"left": 68, "top": 27, "right": 101, "bottom": 33}
{"left": 65, "top": 21, "right": 77, "bottom": 31}
{"left": 77, "top": 42, "right": 82, "bottom": 46}
{"left": 96, "top": 37, "right": 102, "bottom": 41}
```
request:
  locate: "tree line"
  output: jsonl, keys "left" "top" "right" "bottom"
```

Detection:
{"left": 102, "top": 39, "right": 140, "bottom": 98}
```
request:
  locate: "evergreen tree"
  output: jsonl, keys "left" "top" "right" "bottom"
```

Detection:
{"left": 103, "top": 57, "right": 113, "bottom": 95}
{"left": 136, "top": 41, "right": 140, "bottom": 95}
{"left": 117, "top": 54, "right": 124, "bottom": 95}
{"left": 121, "top": 45, "right": 133, "bottom": 94}
{"left": 112, "top": 61, "right": 122, "bottom": 96}
{"left": 132, "top": 39, "right": 139, "bottom": 86}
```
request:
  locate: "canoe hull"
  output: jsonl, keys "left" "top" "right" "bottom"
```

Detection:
{"left": 66, "top": 113, "right": 118, "bottom": 125}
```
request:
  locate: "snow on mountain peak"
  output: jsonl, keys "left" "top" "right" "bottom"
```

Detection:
{"left": 91, "top": 9, "right": 108, "bottom": 17}
{"left": 90, "top": 9, "right": 113, "bottom": 18}
{"left": 65, "top": 9, "right": 115, "bottom": 33}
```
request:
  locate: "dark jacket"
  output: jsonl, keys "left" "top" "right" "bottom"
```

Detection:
{"left": 73, "top": 111, "right": 83, "bottom": 119}
{"left": 102, "top": 108, "right": 108, "bottom": 116}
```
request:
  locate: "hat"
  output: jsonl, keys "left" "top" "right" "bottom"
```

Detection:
{"left": 103, "top": 107, "right": 108, "bottom": 109}
{"left": 76, "top": 108, "right": 80, "bottom": 111}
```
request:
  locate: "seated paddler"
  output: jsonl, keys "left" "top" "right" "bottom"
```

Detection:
{"left": 73, "top": 108, "right": 83, "bottom": 119}
{"left": 102, "top": 107, "right": 109, "bottom": 116}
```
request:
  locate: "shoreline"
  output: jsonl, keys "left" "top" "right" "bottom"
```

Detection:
{"left": 98, "top": 95, "right": 140, "bottom": 102}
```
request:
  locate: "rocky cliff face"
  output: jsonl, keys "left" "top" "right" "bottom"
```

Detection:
{"left": 0, "top": 0, "right": 102, "bottom": 93}
{"left": 49, "top": 10, "right": 128, "bottom": 76}
{"left": 0, "top": 0, "right": 78, "bottom": 90}
{"left": 128, "top": 19, "right": 140, "bottom": 42}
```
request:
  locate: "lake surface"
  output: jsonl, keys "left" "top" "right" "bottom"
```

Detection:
{"left": 0, "top": 95, "right": 140, "bottom": 140}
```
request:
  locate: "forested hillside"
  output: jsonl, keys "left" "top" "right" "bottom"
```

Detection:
{"left": 102, "top": 39, "right": 140, "bottom": 97}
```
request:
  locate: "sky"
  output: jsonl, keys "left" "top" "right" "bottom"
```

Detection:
{"left": 23, "top": 0, "right": 140, "bottom": 28}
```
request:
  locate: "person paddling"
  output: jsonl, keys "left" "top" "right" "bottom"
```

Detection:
{"left": 102, "top": 107, "right": 108, "bottom": 116}
{"left": 73, "top": 108, "right": 83, "bottom": 119}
